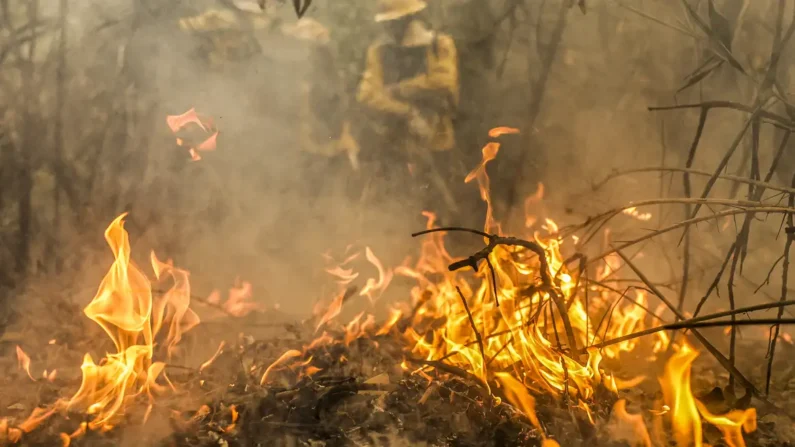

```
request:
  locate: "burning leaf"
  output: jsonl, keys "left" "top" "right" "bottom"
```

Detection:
{"left": 166, "top": 108, "right": 206, "bottom": 133}
{"left": 166, "top": 107, "right": 218, "bottom": 161}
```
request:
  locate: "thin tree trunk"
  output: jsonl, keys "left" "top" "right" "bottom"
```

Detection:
{"left": 16, "top": 0, "right": 40, "bottom": 275}
{"left": 504, "top": 0, "right": 568, "bottom": 224}
{"left": 50, "top": 0, "right": 68, "bottom": 273}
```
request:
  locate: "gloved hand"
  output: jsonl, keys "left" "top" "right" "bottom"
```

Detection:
{"left": 408, "top": 109, "right": 433, "bottom": 140}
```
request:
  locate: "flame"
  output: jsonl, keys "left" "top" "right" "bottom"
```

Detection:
{"left": 465, "top": 142, "right": 500, "bottom": 233}
{"left": 359, "top": 247, "right": 393, "bottom": 303}
{"left": 623, "top": 207, "right": 653, "bottom": 221}
{"left": 660, "top": 344, "right": 702, "bottom": 447}
{"left": 260, "top": 349, "right": 302, "bottom": 385}
{"left": 62, "top": 213, "right": 199, "bottom": 430}
{"left": 608, "top": 399, "right": 652, "bottom": 447}
{"left": 200, "top": 341, "right": 227, "bottom": 373}
{"left": 659, "top": 343, "right": 756, "bottom": 447}
{"left": 15, "top": 346, "right": 34, "bottom": 381}
{"left": 495, "top": 373, "right": 559, "bottom": 446}
{"left": 207, "top": 280, "right": 262, "bottom": 317}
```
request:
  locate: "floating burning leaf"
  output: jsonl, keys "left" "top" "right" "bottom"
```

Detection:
{"left": 166, "top": 107, "right": 219, "bottom": 161}
{"left": 488, "top": 126, "right": 520, "bottom": 138}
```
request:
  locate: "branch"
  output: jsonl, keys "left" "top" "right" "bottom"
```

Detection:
{"left": 413, "top": 228, "right": 579, "bottom": 354}
{"left": 456, "top": 286, "right": 487, "bottom": 380}
{"left": 592, "top": 167, "right": 795, "bottom": 198}
{"left": 615, "top": 249, "right": 762, "bottom": 400}
{"left": 649, "top": 101, "right": 794, "bottom": 130}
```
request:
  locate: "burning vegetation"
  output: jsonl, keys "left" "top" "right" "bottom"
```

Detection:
{"left": 2, "top": 0, "right": 795, "bottom": 446}
{"left": 0, "top": 127, "right": 792, "bottom": 446}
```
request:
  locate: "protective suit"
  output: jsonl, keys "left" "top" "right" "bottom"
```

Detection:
{"left": 356, "top": 0, "right": 461, "bottom": 216}
{"left": 357, "top": 19, "right": 459, "bottom": 152}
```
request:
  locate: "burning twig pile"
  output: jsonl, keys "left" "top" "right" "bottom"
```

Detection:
{"left": 2, "top": 130, "right": 794, "bottom": 446}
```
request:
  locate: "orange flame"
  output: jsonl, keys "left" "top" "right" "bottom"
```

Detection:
{"left": 15, "top": 346, "right": 34, "bottom": 381}
{"left": 260, "top": 349, "right": 302, "bottom": 385}
{"left": 608, "top": 399, "right": 652, "bottom": 447}
{"left": 62, "top": 213, "right": 199, "bottom": 430}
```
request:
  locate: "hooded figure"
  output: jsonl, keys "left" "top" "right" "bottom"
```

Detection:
{"left": 356, "top": 0, "right": 461, "bottom": 216}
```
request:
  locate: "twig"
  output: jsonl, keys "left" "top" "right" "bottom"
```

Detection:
{"left": 587, "top": 299, "right": 795, "bottom": 350}
{"left": 615, "top": 249, "right": 764, "bottom": 400}
{"left": 592, "top": 166, "right": 795, "bottom": 196}
{"left": 693, "top": 242, "right": 736, "bottom": 317}
{"left": 615, "top": 1, "right": 697, "bottom": 38}
{"left": 572, "top": 206, "right": 795, "bottom": 267}
{"left": 727, "top": 247, "right": 739, "bottom": 391}
{"left": 456, "top": 286, "right": 487, "bottom": 379}
{"left": 765, "top": 174, "right": 795, "bottom": 395}
{"left": 688, "top": 107, "right": 761, "bottom": 222}
{"left": 648, "top": 101, "right": 793, "bottom": 130}
{"left": 406, "top": 357, "right": 489, "bottom": 391}
{"left": 667, "top": 318, "right": 795, "bottom": 329}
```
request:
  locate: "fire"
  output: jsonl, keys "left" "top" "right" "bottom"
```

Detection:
{"left": 658, "top": 343, "right": 757, "bottom": 447}
{"left": 61, "top": 213, "right": 199, "bottom": 432}
{"left": 301, "top": 127, "right": 759, "bottom": 446}
{"left": 1, "top": 126, "right": 761, "bottom": 446}
{"left": 206, "top": 280, "right": 262, "bottom": 317}
{"left": 15, "top": 346, "right": 34, "bottom": 381}
{"left": 608, "top": 399, "right": 652, "bottom": 447}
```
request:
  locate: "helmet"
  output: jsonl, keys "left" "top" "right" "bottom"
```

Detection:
{"left": 374, "top": 0, "right": 427, "bottom": 22}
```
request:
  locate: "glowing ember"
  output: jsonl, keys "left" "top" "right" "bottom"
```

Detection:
{"left": 623, "top": 206, "right": 653, "bottom": 221}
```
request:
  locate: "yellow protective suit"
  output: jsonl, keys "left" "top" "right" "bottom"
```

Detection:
{"left": 357, "top": 20, "right": 459, "bottom": 152}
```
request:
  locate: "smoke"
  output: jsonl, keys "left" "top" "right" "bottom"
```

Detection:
{"left": 2, "top": 0, "right": 793, "bottom": 319}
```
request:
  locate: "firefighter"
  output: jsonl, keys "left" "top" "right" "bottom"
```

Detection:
{"left": 356, "top": 0, "right": 461, "bottom": 220}
{"left": 283, "top": 18, "right": 362, "bottom": 202}
{"left": 178, "top": 7, "right": 269, "bottom": 69}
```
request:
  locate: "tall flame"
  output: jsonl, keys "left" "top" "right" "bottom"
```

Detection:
{"left": 64, "top": 213, "right": 199, "bottom": 430}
